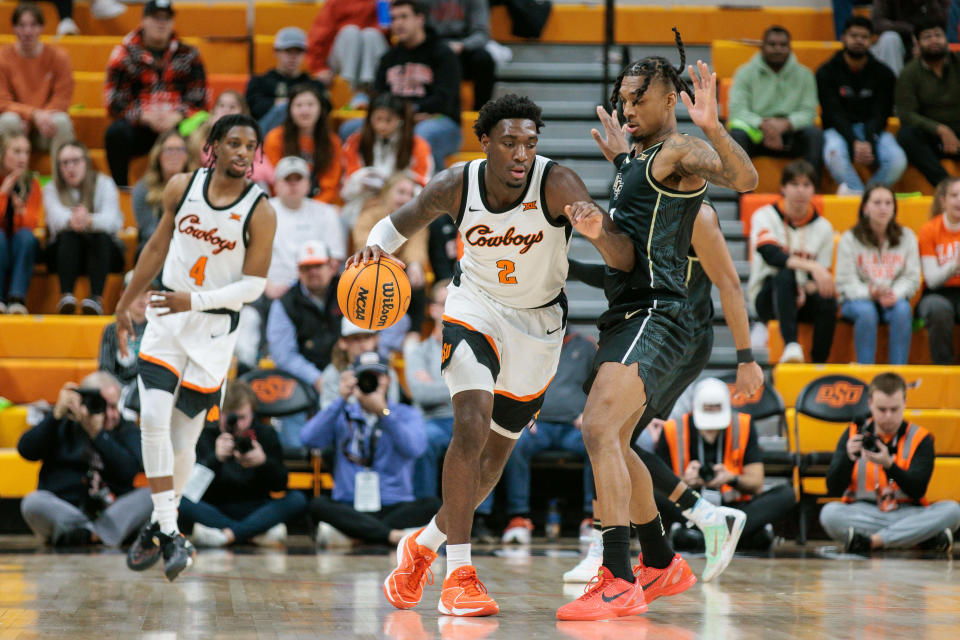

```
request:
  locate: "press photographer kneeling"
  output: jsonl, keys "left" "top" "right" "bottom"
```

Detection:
{"left": 17, "top": 372, "right": 151, "bottom": 546}
{"left": 820, "top": 373, "right": 960, "bottom": 554}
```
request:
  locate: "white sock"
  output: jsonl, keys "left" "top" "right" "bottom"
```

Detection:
{"left": 415, "top": 516, "right": 447, "bottom": 551}
{"left": 445, "top": 543, "right": 471, "bottom": 579}
{"left": 151, "top": 489, "right": 179, "bottom": 534}
{"left": 683, "top": 497, "right": 717, "bottom": 528}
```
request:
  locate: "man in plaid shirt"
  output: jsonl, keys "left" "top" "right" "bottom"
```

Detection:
{"left": 104, "top": 0, "right": 207, "bottom": 186}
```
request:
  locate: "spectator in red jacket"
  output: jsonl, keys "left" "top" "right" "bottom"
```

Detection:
{"left": 306, "top": 0, "right": 388, "bottom": 108}
{"left": 103, "top": 0, "right": 208, "bottom": 186}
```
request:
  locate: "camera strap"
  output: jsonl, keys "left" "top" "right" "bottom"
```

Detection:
{"left": 342, "top": 406, "right": 382, "bottom": 468}
{"left": 697, "top": 430, "right": 725, "bottom": 471}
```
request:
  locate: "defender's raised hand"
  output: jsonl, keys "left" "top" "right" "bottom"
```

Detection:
{"left": 591, "top": 106, "right": 630, "bottom": 163}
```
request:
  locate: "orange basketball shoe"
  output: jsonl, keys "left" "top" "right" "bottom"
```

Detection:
{"left": 555, "top": 566, "right": 648, "bottom": 621}
{"left": 384, "top": 528, "right": 438, "bottom": 610}
{"left": 437, "top": 566, "right": 500, "bottom": 617}
{"left": 633, "top": 553, "right": 697, "bottom": 603}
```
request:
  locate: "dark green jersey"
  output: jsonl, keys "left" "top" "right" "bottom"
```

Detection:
{"left": 602, "top": 140, "right": 706, "bottom": 315}
{"left": 686, "top": 195, "right": 716, "bottom": 331}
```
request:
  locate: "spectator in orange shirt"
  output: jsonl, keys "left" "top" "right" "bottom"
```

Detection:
{"left": 0, "top": 133, "right": 40, "bottom": 314}
{"left": 306, "top": 0, "right": 388, "bottom": 107}
{"left": 263, "top": 84, "right": 342, "bottom": 205}
{"left": 0, "top": 3, "right": 74, "bottom": 153}
{"left": 917, "top": 176, "right": 960, "bottom": 363}
{"left": 340, "top": 94, "right": 433, "bottom": 226}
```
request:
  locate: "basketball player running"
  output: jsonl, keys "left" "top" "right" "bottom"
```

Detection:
{"left": 557, "top": 42, "right": 759, "bottom": 620}
{"left": 348, "top": 95, "right": 635, "bottom": 617}
{"left": 116, "top": 114, "right": 277, "bottom": 581}
{"left": 564, "top": 199, "right": 763, "bottom": 585}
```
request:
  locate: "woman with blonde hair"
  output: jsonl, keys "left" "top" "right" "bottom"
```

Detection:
{"left": 132, "top": 131, "right": 194, "bottom": 250}
{"left": 0, "top": 133, "right": 41, "bottom": 314}
{"left": 43, "top": 140, "right": 123, "bottom": 314}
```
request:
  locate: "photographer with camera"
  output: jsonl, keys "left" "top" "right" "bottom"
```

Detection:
{"left": 301, "top": 351, "right": 440, "bottom": 547}
{"left": 178, "top": 381, "right": 308, "bottom": 547}
{"left": 820, "top": 372, "right": 960, "bottom": 554}
{"left": 17, "top": 372, "right": 151, "bottom": 547}
{"left": 655, "top": 378, "right": 797, "bottom": 551}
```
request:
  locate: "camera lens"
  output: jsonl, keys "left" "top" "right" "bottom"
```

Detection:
{"left": 357, "top": 371, "right": 379, "bottom": 394}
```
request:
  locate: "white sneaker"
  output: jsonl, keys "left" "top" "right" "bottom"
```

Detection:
{"left": 56, "top": 18, "right": 79, "bottom": 35}
{"left": 562, "top": 529, "right": 603, "bottom": 582}
{"left": 836, "top": 183, "right": 862, "bottom": 196}
{"left": 501, "top": 516, "right": 534, "bottom": 544}
{"left": 697, "top": 506, "right": 746, "bottom": 582}
{"left": 316, "top": 522, "right": 352, "bottom": 549}
{"left": 190, "top": 523, "right": 229, "bottom": 547}
{"left": 7, "top": 302, "right": 27, "bottom": 314}
{"left": 252, "top": 523, "right": 287, "bottom": 546}
{"left": 91, "top": 0, "right": 127, "bottom": 19}
{"left": 780, "top": 341, "right": 805, "bottom": 364}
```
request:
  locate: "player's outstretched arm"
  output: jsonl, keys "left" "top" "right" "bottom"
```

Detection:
{"left": 546, "top": 165, "right": 635, "bottom": 273}
{"left": 345, "top": 165, "right": 465, "bottom": 270}
{"left": 691, "top": 204, "right": 763, "bottom": 397}
{"left": 673, "top": 60, "right": 758, "bottom": 193}
{"left": 114, "top": 172, "right": 187, "bottom": 356}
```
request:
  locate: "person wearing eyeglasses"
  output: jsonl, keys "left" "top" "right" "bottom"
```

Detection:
{"left": 301, "top": 351, "right": 440, "bottom": 548}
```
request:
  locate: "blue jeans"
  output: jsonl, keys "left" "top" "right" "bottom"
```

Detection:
{"left": 179, "top": 492, "right": 308, "bottom": 542}
{"left": 258, "top": 102, "right": 288, "bottom": 138}
{"left": 503, "top": 421, "right": 593, "bottom": 516}
{"left": 279, "top": 410, "right": 311, "bottom": 450}
{"left": 413, "top": 416, "right": 493, "bottom": 515}
{"left": 0, "top": 228, "right": 37, "bottom": 300}
{"left": 841, "top": 298, "right": 912, "bottom": 365}
{"left": 823, "top": 126, "right": 907, "bottom": 191}
{"left": 339, "top": 114, "right": 462, "bottom": 170}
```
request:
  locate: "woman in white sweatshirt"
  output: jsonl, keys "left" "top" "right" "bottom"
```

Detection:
{"left": 43, "top": 141, "right": 123, "bottom": 315}
{"left": 835, "top": 185, "right": 921, "bottom": 364}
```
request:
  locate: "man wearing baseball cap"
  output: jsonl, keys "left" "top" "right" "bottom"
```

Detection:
{"left": 654, "top": 378, "right": 797, "bottom": 552}
{"left": 245, "top": 27, "right": 328, "bottom": 134}
{"left": 104, "top": 0, "right": 207, "bottom": 186}
{"left": 265, "top": 157, "right": 346, "bottom": 300}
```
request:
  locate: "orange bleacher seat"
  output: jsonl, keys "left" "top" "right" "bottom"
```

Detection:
{"left": 773, "top": 363, "right": 960, "bottom": 409}
{"left": 926, "top": 458, "right": 960, "bottom": 503}
{"left": 0, "top": 358, "right": 99, "bottom": 404}
{"left": 711, "top": 39, "right": 840, "bottom": 81}
{"left": 0, "top": 316, "right": 111, "bottom": 360}
{"left": 25, "top": 272, "right": 125, "bottom": 316}
{"left": 0, "top": 406, "right": 28, "bottom": 448}
{"left": 0, "top": 449, "right": 40, "bottom": 498}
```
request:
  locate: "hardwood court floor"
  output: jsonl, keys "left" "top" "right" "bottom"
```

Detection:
{"left": 0, "top": 539, "right": 958, "bottom": 639}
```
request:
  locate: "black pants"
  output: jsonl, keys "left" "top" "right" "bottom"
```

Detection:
{"left": 105, "top": 121, "right": 159, "bottom": 187}
{"left": 656, "top": 484, "right": 797, "bottom": 549}
{"left": 459, "top": 47, "right": 495, "bottom": 110}
{"left": 43, "top": 0, "right": 73, "bottom": 19}
{"left": 916, "top": 289, "right": 960, "bottom": 364}
{"left": 756, "top": 269, "right": 837, "bottom": 363}
{"left": 897, "top": 124, "right": 957, "bottom": 188}
{"left": 634, "top": 444, "right": 685, "bottom": 496}
{"left": 730, "top": 126, "right": 824, "bottom": 185}
{"left": 55, "top": 231, "right": 119, "bottom": 297}
{"left": 309, "top": 495, "right": 441, "bottom": 545}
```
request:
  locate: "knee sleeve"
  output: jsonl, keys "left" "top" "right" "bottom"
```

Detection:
{"left": 138, "top": 382, "right": 176, "bottom": 479}
{"left": 170, "top": 408, "right": 207, "bottom": 496}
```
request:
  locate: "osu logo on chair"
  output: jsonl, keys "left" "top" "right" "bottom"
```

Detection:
{"left": 250, "top": 376, "right": 298, "bottom": 404}
{"left": 815, "top": 381, "right": 864, "bottom": 408}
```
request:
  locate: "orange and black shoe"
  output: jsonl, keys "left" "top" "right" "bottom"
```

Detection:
{"left": 556, "top": 566, "right": 647, "bottom": 621}
{"left": 437, "top": 566, "right": 500, "bottom": 617}
{"left": 384, "top": 528, "right": 438, "bottom": 610}
{"left": 632, "top": 553, "right": 697, "bottom": 603}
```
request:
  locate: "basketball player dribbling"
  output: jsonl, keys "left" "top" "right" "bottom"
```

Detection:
{"left": 346, "top": 94, "right": 636, "bottom": 617}
{"left": 115, "top": 114, "right": 277, "bottom": 581}
{"left": 557, "top": 35, "right": 760, "bottom": 620}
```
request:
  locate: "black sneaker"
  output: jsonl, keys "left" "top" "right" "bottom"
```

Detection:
{"left": 843, "top": 527, "right": 872, "bottom": 555}
{"left": 159, "top": 531, "right": 195, "bottom": 582}
{"left": 52, "top": 526, "right": 93, "bottom": 547}
{"left": 127, "top": 521, "right": 162, "bottom": 571}
{"left": 669, "top": 522, "right": 705, "bottom": 552}
{"left": 931, "top": 528, "right": 954, "bottom": 555}
{"left": 472, "top": 515, "right": 497, "bottom": 544}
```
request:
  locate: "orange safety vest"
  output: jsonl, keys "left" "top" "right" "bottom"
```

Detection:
{"left": 843, "top": 422, "right": 930, "bottom": 505}
{"left": 662, "top": 412, "right": 753, "bottom": 503}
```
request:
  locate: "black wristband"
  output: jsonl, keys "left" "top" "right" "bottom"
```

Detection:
{"left": 736, "top": 348, "right": 755, "bottom": 364}
{"left": 613, "top": 152, "right": 629, "bottom": 169}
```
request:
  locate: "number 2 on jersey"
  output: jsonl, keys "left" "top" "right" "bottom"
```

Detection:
{"left": 189, "top": 256, "right": 208, "bottom": 286}
{"left": 497, "top": 259, "right": 517, "bottom": 285}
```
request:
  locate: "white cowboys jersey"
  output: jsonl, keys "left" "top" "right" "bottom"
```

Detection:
{"left": 161, "top": 168, "right": 265, "bottom": 294}
{"left": 456, "top": 156, "right": 571, "bottom": 308}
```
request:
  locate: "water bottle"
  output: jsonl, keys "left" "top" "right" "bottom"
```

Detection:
{"left": 376, "top": 0, "right": 391, "bottom": 28}
{"left": 545, "top": 499, "right": 562, "bottom": 541}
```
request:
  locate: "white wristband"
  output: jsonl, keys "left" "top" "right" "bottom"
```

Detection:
{"left": 190, "top": 275, "right": 267, "bottom": 312}
{"left": 365, "top": 215, "right": 408, "bottom": 254}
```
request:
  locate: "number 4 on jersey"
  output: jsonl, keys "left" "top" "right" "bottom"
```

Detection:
{"left": 189, "top": 256, "right": 208, "bottom": 286}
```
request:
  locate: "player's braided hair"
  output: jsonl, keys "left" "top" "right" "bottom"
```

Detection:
{"left": 610, "top": 27, "right": 690, "bottom": 112}
{"left": 473, "top": 93, "right": 545, "bottom": 141}
{"left": 204, "top": 113, "right": 263, "bottom": 170}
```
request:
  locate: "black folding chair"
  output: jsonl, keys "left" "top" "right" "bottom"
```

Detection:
{"left": 718, "top": 372, "right": 791, "bottom": 475}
